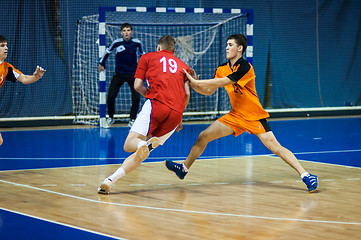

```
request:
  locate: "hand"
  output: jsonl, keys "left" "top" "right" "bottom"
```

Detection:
{"left": 98, "top": 64, "right": 105, "bottom": 72}
{"left": 183, "top": 68, "right": 195, "bottom": 81}
{"left": 33, "top": 66, "right": 46, "bottom": 80}
{"left": 176, "top": 121, "right": 183, "bottom": 132}
{"left": 183, "top": 69, "right": 199, "bottom": 88}
{"left": 189, "top": 68, "right": 199, "bottom": 80}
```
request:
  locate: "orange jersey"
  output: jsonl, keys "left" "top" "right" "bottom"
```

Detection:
{"left": 215, "top": 58, "right": 269, "bottom": 121}
{"left": 0, "top": 61, "right": 22, "bottom": 88}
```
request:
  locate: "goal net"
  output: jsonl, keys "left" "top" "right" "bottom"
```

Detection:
{"left": 72, "top": 7, "right": 252, "bottom": 126}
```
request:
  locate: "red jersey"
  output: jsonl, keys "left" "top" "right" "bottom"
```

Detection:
{"left": 0, "top": 61, "right": 22, "bottom": 88}
{"left": 135, "top": 50, "right": 190, "bottom": 114}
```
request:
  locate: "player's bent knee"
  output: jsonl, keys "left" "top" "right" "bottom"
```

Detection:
{"left": 123, "top": 144, "right": 133, "bottom": 153}
{"left": 198, "top": 130, "right": 210, "bottom": 141}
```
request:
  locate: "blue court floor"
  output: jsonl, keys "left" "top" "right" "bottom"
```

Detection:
{"left": 1, "top": 117, "right": 360, "bottom": 170}
{"left": 0, "top": 116, "right": 360, "bottom": 239}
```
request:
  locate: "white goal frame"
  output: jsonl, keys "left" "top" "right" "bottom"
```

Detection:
{"left": 98, "top": 6, "right": 254, "bottom": 127}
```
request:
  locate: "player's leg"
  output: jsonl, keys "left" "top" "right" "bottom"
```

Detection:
{"left": 165, "top": 120, "right": 234, "bottom": 179}
{"left": 0, "top": 132, "right": 3, "bottom": 145}
{"left": 185, "top": 120, "right": 234, "bottom": 168}
{"left": 123, "top": 131, "right": 147, "bottom": 153}
{"left": 98, "top": 100, "right": 174, "bottom": 194}
{"left": 256, "top": 131, "right": 318, "bottom": 192}
{"left": 107, "top": 72, "right": 125, "bottom": 119}
{"left": 98, "top": 131, "right": 157, "bottom": 194}
{"left": 99, "top": 100, "right": 149, "bottom": 194}
{"left": 126, "top": 76, "right": 140, "bottom": 126}
{"left": 257, "top": 131, "right": 306, "bottom": 174}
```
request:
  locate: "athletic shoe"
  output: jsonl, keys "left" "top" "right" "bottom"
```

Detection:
{"left": 165, "top": 160, "right": 188, "bottom": 180}
{"left": 134, "top": 137, "right": 160, "bottom": 162}
{"left": 147, "top": 137, "right": 160, "bottom": 152}
{"left": 302, "top": 174, "right": 318, "bottom": 193}
{"left": 103, "top": 118, "right": 115, "bottom": 129}
{"left": 128, "top": 119, "right": 135, "bottom": 127}
{"left": 98, "top": 178, "right": 112, "bottom": 194}
{"left": 134, "top": 144, "right": 149, "bottom": 163}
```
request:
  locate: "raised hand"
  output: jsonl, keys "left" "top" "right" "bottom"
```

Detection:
{"left": 33, "top": 66, "right": 46, "bottom": 80}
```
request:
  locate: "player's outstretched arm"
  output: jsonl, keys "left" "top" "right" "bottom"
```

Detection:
{"left": 17, "top": 66, "right": 46, "bottom": 84}
{"left": 183, "top": 69, "right": 225, "bottom": 96}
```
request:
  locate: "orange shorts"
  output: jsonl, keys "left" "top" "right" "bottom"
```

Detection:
{"left": 218, "top": 111, "right": 271, "bottom": 136}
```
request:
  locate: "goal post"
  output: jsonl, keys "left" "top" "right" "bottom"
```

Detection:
{"left": 72, "top": 6, "right": 253, "bottom": 127}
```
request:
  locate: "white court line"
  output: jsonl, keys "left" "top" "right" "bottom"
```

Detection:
{"left": 269, "top": 181, "right": 284, "bottom": 184}
{"left": 1, "top": 153, "right": 360, "bottom": 174}
{"left": 0, "top": 148, "right": 360, "bottom": 160}
{"left": 0, "top": 179, "right": 360, "bottom": 226}
{"left": 0, "top": 206, "right": 126, "bottom": 240}
{"left": 70, "top": 184, "right": 86, "bottom": 187}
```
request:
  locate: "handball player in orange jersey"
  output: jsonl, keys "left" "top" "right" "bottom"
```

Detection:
{"left": 165, "top": 34, "right": 318, "bottom": 193}
{"left": 0, "top": 35, "right": 46, "bottom": 146}
{"left": 98, "top": 35, "right": 193, "bottom": 194}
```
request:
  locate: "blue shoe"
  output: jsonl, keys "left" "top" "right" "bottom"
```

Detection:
{"left": 165, "top": 160, "right": 188, "bottom": 180}
{"left": 302, "top": 174, "right": 318, "bottom": 193}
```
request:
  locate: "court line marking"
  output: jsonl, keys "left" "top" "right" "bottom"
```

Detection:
{"left": 0, "top": 148, "right": 360, "bottom": 160}
{"left": 1, "top": 179, "right": 361, "bottom": 226}
{"left": 1, "top": 153, "right": 360, "bottom": 173}
{"left": 0, "top": 206, "right": 126, "bottom": 240}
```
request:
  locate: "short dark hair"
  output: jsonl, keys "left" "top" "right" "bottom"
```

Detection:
{"left": 0, "top": 35, "right": 8, "bottom": 43}
{"left": 158, "top": 35, "right": 176, "bottom": 53}
{"left": 121, "top": 23, "right": 133, "bottom": 30}
{"left": 228, "top": 34, "right": 247, "bottom": 54}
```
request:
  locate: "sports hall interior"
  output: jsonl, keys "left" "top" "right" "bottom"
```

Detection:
{"left": 1, "top": 1, "right": 360, "bottom": 239}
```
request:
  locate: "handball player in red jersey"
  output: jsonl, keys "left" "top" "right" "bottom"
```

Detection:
{"left": 98, "top": 35, "right": 193, "bottom": 194}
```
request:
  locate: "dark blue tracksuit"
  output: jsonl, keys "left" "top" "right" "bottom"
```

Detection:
{"left": 99, "top": 38, "right": 145, "bottom": 119}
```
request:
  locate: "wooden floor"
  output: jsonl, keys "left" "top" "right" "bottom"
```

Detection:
{"left": 0, "top": 156, "right": 360, "bottom": 239}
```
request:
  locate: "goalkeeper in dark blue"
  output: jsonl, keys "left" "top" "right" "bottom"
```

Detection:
{"left": 99, "top": 23, "right": 145, "bottom": 128}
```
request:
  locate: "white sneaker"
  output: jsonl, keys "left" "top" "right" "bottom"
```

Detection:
{"left": 103, "top": 118, "right": 115, "bottom": 129}
{"left": 98, "top": 178, "right": 112, "bottom": 194}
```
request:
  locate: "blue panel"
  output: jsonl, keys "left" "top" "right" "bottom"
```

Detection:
{"left": 166, "top": 8, "right": 176, "bottom": 13}
{"left": 223, "top": 8, "right": 231, "bottom": 13}
{"left": 99, "top": 104, "right": 107, "bottom": 118}
{"left": 247, "top": 35, "right": 253, "bottom": 45}
{"left": 0, "top": 0, "right": 72, "bottom": 118}
{"left": 241, "top": 9, "right": 253, "bottom": 24}
{"left": 99, "top": 34, "right": 106, "bottom": 46}
{"left": 99, "top": 6, "right": 116, "bottom": 22}
{"left": 99, "top": 79, "right": 106, "bottom": 92}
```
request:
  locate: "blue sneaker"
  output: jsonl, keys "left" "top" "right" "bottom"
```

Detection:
{"left": 165, "top": 160, "right": 188, "bottom": 179}
{"left": 302, "top": 174, "right": 318, "bottom": 193}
